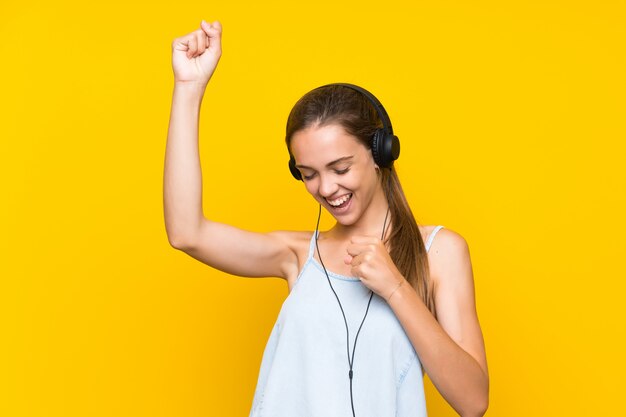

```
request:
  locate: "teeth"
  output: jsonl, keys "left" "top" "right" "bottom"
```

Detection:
{"left": 328, "top": 194, "right": 351, "bottom": 207}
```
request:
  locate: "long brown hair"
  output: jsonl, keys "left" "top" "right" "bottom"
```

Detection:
{"left": 285, "top": 84, "right": 436, "bottom": 318}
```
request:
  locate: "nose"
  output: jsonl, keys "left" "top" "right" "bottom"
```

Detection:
{"left": 317, "top": 173, "right": 338, "bottom": 198}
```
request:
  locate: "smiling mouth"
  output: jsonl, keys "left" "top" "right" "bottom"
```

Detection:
{"left": 327, "top": 193, "right": 352, "bottom": 208}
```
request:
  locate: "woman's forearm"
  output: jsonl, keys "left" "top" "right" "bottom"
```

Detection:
{"left": 388, "top": 283, "right": 489, "bottom": 417}
{"left": 163, "top": 82, "right": 207, "bottom": 248}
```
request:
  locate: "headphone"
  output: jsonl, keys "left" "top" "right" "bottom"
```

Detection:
{"left": 288, "top": 83, "right": 401, "bottom": 181}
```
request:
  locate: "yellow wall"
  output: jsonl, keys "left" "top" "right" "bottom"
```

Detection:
{"left": 1, "top": 1, "right": 624, "bottom": 415}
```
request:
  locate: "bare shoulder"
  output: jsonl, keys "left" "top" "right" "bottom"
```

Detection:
{"left": 425, "top": 227, "right": 472, "bottom": 288}
{"left": 425, "top": 226, "right": 469, "bottom": 255}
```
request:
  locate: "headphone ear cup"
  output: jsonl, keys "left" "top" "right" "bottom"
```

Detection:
{"left": 371, "top": 129, "right": 400, "bottom": 168}
{"left": 387, "top": 134, "right": 400, "bottom": 164}
{"left": 371, "top": 129, "right": 385, "bottom": 167}
{"left": 288, "top": 156, "right": 302, "bottom": 181}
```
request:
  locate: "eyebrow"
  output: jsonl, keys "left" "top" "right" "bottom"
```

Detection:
{"left": 295, "top": 156, "right": 354, "bottom": 170}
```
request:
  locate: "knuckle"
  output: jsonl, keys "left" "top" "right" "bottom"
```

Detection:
{"left": 172, "top": 37, "right": 184, "bottom": 49}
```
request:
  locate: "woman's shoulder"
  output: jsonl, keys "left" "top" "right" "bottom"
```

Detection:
{"left": 419, "top": 224, "right": 448, "bottom": 247}
{"left": 421, "top": 225, "right": 472, "bottom": 287}
{"left": 419, "top": 224, "right": 467, "bottom": 246}
{"left": 422, "top": 226, "right": 467, "bottom": 253}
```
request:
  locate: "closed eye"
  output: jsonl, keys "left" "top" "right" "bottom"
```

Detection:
{"left": 302, "top": 167, "right": 349, "bottom": 181}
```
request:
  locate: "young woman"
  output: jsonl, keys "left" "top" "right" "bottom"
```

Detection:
{"left": 164, "top": 20, "right": 489, "bottom": 417}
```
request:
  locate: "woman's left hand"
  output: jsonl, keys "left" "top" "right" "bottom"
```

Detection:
{"left": 345, "top": 236, "right": 406, "bottom": 301}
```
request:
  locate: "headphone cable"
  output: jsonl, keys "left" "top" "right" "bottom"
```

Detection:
{"left": 314, "top": 201, "right": 390, "bottom": 417}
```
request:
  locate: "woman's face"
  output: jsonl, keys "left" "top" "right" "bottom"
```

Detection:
{"left": 290, "top": 123, "right": 384, "bottom": 226}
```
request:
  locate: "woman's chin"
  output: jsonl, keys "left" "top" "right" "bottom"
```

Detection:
{"left": 329, "top": 210, "right": 360, "bottom": 227}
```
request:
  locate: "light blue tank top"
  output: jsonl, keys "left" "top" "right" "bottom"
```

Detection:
{"left": 249, "top": 225, "right": 445, "bottom": 417}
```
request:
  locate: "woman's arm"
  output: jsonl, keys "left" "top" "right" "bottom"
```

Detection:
{"left": 164, "top": 20, "right": 222, "bottom": 246}
{"left": 387, "top": 229, "right": 489, "bottom": 417}
{"left": 164, "top": 81, "right": 206, "bottom": 248}
{"left": 346, "top": 230, "right": 488, "bottom": 416}
{"left": 163, "top": 21, "right": 298, "bottom": 280}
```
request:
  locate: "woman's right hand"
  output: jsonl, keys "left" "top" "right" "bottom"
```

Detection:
{"left": 171, "top": 20, "right": 222, "bottom": 86}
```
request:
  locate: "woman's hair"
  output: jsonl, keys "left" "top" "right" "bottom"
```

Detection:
{"left": 285, "top": 85, "right": 436, "bottom": 318}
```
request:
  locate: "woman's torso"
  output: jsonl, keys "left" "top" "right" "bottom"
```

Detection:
{"left": 248, "top": 225, "right": 444, "bottom": 417}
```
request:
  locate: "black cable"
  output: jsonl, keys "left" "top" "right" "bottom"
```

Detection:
{"left": 314, "top": 197, "right": 390, "bottom": 417}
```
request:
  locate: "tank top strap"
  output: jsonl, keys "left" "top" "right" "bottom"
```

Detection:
{"left": 307, "top": 231, "right": 320, "bottom": 260}
{"left": 425, "top": 225, "right": 445, "bottom": 252}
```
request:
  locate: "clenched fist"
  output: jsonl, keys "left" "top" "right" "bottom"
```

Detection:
{"left": 171, "top": 20, "right": 222, "bottom": 86}
{"left": 345, "top": 236, "right": 407, "bottom": 302}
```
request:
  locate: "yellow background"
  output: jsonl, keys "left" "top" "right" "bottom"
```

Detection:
{"left": 1, "top": 1, "right": 624, "bottom": 415}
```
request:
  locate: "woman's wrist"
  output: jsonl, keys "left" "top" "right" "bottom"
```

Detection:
{"left": 386, "top": 277, "right": 415, "bottom": 308}
{"left": 386, "top": 277, "right": 406, "bottom": 303}
{"left": 172, "top": 81, "right": 206, "bottom": 107}
{"left": 174, "top": 80, "right": 208, "bottom": 95}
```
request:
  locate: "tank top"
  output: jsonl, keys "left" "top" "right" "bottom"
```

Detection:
{"left": 249, "top": 225, "right": 445, "bottom": 417}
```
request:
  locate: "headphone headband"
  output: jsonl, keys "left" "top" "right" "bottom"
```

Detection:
{"left": 315, "top": 83, "right": 395, "bottom": 135}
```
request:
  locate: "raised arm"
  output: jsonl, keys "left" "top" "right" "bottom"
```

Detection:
{"left": 163, "top": 21, "right": 298, "bottom": 280}
{"left": 164, "top": 20, "right": 222, "bottom": 247}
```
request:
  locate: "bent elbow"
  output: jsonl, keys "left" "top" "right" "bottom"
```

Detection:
{"left": 167, "top": 234, "right": 194, "bottom": 251}
{"left": 465, "top": 394, "right": 489, "bottom": 417}
{"left": 477, "top": 398, "right": 489, "bottom": 417}
{"left": 458, "top": 388, "right": 488, "bottom": 417}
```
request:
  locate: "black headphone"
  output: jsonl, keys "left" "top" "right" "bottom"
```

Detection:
{"left": 288, "top": 83, "right": 400, "bottom": 181}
